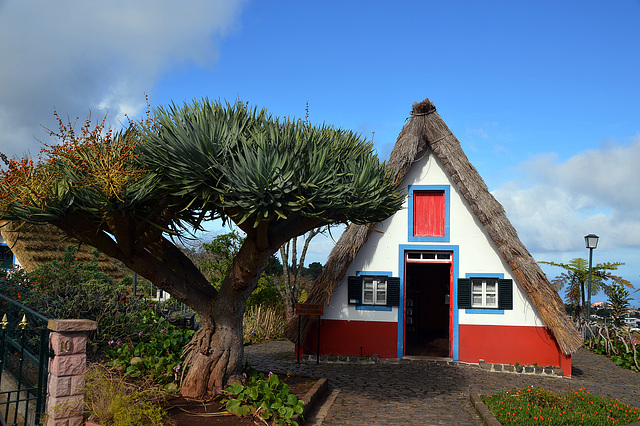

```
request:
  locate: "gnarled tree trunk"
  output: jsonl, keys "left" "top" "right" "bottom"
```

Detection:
{"left": 178, "top": 229, "right": 283, "bottom": 398}
{"left": 180, "top": 293, "right": 246, "bottom": 397}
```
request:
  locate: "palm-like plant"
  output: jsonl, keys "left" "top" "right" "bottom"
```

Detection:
{"left": 605, "top": 283, "right": 632, "bottom": 327}
{"left": 541, "top": 258, "right": 632, "bottom": 319}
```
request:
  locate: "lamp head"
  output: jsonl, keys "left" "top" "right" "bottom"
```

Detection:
{"left": 584, "top": 234, "right": 599, "bottom": 249}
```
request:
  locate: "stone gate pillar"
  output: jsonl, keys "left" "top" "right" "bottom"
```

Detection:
{"left": 46, "top": 319, "right": 97, "bottom": 426}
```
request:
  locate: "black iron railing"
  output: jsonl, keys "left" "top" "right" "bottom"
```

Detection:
{"left": 0, "top": 293, "right": 50, "bottom": 426}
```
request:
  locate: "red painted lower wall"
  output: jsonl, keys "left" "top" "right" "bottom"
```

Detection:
{"left": 458, "top": 324, "right": 571, "bottom": 376}
{"left": 299, "top": 320, "right": 571, "bottom": 377}
{"left": 300, "top": 319, "right": 397, "bottom": 359}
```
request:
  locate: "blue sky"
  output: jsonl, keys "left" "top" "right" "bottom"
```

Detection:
{"left": 1, "top": 1, "right": 639, "bottom": 306}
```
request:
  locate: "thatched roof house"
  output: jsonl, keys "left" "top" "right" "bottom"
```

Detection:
{"left": 0, "top": 220, "right": 124, "bottom": 280}
{"left": 286, "top": 98, "right": 581, "bottom": 375}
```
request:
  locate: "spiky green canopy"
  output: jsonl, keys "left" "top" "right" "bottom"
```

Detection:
{"left": 139, "top": 99, "right": 404, "bottom": 231}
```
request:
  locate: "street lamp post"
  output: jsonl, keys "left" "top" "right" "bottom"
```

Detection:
{"left": 584, "top": 234, "right": 599, "bottom": 321}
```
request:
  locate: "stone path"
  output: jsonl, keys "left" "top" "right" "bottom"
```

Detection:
{"left": 245, "top": 341, "right": 640, "bottom": 425}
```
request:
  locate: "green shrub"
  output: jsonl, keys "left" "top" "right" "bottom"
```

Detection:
{"left": 587, "top": 334, "right": 640, "bottom": 372}
{"left": 247, "top": 274, "right": 285, "bottom": 312}
{"left": 216, "top": 366, "right": 304, "bottom": 425}
{"left": 106, "top": 314, "right": 194, "bottom": 387}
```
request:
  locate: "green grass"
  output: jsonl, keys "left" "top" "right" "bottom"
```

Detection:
{"left": 481, "top": 387, "right": 640, "bottom": 425}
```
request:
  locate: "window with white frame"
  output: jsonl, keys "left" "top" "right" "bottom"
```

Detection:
{"left": 458, "top": 276, "right": 513, "bottom": 311}
{"left": 363, "top": 277, "right": 387, "bottom": 306}
{"left": 348, "top": 275, "right": 400, "bottom": 307}
{"left": 471, "top": 278, "right": 498, "bottom": 308}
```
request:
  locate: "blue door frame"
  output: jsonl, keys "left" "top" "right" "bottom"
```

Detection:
{"left": 397, "top": 244, "right": 459, "bottom": 360}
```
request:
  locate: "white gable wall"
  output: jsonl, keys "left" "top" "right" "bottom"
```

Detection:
{"left": 324, "top": 151, "right": 545, "bottom": 328}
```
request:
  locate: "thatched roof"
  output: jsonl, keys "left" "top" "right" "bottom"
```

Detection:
{"left": 285, "top": 98, "right": 583, "bottom": 356}
{"left": 0, "top": 220, "right": 125, "bottom": 280}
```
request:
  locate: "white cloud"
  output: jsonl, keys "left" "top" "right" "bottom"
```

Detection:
{"left": 0, "top": 0, "right": 245, "bottom": 158}
{"left": 493, "top": 136, "right": 640, "bottom": 253}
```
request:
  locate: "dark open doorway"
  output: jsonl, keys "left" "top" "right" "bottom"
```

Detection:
{"left": 404, "top": 260, "right": 451, "bottom": 357}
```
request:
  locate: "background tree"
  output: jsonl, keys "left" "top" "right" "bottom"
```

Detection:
{"left": 0, "top": 100, "right": 404, "bottom": 397}
{"left": 277, "top": 227, "right": 325, "bottom": 320}
{"left": 192, "top": 231, "right": 244, "bottom": 289}
{"left": 605, "top": 282, "right": 632, "bottom": 327}
{"left": 541, "top": 258, "right": 632, "bottom": 319}
{"left": 303, "top": 261, "right": 324, "bottom": 281}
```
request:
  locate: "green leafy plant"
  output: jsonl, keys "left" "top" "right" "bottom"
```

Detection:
{"left": 541, "top": 258, "right": 631, "bottom": 319}
{"left": 106, "top": 319, "right": 194, "bottom": 387}
{"left": 216, "top": 367, "right": 304, "bottom": 425}
{"left": 482, "top": 386, "right": 640, "bottom": 425}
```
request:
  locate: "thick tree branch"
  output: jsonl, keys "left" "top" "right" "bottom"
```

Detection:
{"left": 54, "top": 211, "right": 216, "bottom": 312}
{"left": 220, "top": 214, "right": 326, "bottom": 298}
{"left": 105, "top": 211, "right": 136, "bottom": 257}
{"left": 133, "top": 197, "right": 175, "bottom": 252}
{"left": 148, "top": 236, "right": 218, "bottom": 299}
{"left": 54, "top": 212, "right": 127, "bottom": 261}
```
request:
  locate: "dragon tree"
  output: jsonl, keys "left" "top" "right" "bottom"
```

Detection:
{"left": 0, "top": 100, "right": 404, "bottom": 397}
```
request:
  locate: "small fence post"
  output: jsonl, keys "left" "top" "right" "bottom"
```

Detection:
{"left": 45, "top": 319, "right": 97, "bottom": 426}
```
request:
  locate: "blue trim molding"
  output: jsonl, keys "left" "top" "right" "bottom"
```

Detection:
{"left": 356, "top": 305, "right": 393, "bottom": 312}
{"left": 465, "top": 273, "right": 505, "bottom": 279}
{"left": 397, "top": 244, "right": 459, "bottom": 360}
{"left": 356, "top": 271, "right": 392, "bottom": 277}
{"left": 465, "top": 309, "right": 504, "bottom": 315}
{"left": 407, "top": 185, "right": 450, "bottom": 243}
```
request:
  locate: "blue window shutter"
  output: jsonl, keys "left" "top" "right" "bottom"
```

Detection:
{"left": 498, "top": 279, "right": 513, "bottom": 310}
{"left": 458, "top": 278, "right": 471, "bottom": 309}
{"left": 348, "top": 276, "right": 361, "bottom": 305}
{"left": 387, "top": 277, "right": 400, "bottom": 307}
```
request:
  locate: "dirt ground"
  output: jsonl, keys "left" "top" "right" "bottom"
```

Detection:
{"left": 162, "top": 374, "right": 317, "bottom": 426}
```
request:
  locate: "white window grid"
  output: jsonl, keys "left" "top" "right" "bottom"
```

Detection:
{"left": 362, "top": 277, "right": 387, "bottom": 306}
{"left": 471, "top": 278, "right": 498, "bottom": 308}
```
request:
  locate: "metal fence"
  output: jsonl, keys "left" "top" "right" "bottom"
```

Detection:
{"left": 0, "top": 294, "right": 50, "bottom": 426}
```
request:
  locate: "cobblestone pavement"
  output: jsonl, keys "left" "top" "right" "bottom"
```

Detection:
{"left": 245, "top": 341, "right": 640, "bottom": 425}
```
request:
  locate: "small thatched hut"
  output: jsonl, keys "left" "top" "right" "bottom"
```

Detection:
{"left": 0, "top": 220, "right": 124, "bottom": 280}
{"left": 285, "top": 98, "right": 581, "bottom": 375}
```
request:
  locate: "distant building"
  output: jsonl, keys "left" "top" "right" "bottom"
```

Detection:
{"left": 624, "top": 317, "right": 639, "bottom": 328}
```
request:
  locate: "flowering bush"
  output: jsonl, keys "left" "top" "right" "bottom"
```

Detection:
{"left": 482, "top": 386, "right": 640, "bottom": 425}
